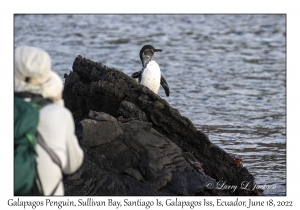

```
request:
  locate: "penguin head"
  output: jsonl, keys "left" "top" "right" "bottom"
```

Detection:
{"left": 139, "top": 45, "right": 162, "bottom": 67}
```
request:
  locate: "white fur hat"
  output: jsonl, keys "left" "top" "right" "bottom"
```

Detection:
{"left": 14, "top": 46, "right": 63, "bottom": 102}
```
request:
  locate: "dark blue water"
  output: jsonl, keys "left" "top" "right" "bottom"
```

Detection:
{"left": 14, "top": 14, "right": 286, "bottom": 195}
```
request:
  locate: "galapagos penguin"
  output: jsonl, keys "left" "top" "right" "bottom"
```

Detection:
{"left": 131, "top": 45, "right": 170, "bottom": 97}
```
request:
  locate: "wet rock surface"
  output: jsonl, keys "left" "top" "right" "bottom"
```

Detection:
{"left": 63, "top": 55, "right": 263, "bottom": 196}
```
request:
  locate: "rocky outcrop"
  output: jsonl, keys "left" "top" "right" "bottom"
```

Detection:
{"left": 62, "top": 55, "right": 263, "bottom": 196}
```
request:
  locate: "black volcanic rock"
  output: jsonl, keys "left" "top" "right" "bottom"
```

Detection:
{"left": 62, "top": 55, "right": 263, "bottom": 196}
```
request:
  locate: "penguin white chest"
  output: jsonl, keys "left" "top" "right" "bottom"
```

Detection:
{"left": 141, "top": 61, "right": 161, "bottom": 94}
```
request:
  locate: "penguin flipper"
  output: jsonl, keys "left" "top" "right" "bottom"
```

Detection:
{"left": 161, "top": 75, "right": 170, "bottom": 97}
{"left": 131, "top": 71, "right": 141, "bottom": 78}
{"left": 131, "top": 71, "right": 142, "bottom": 83}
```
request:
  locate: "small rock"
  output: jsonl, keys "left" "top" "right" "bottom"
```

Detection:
{"left": 118, "top": 100, "right": 148, "bottom": 122}
{"left": 89, "top": 110, "right": 117, "bottom": 122}
{"left": 123, "top": 168, "right": 144, "bottom": 181}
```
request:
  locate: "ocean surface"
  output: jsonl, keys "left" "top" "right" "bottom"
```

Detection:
{"left": 14, "top": 14, "right": 286, "bottom": 196}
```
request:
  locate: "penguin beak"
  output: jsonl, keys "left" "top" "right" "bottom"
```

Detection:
{"left": 153, "top": 48, "right": 162, "bottom": 53}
